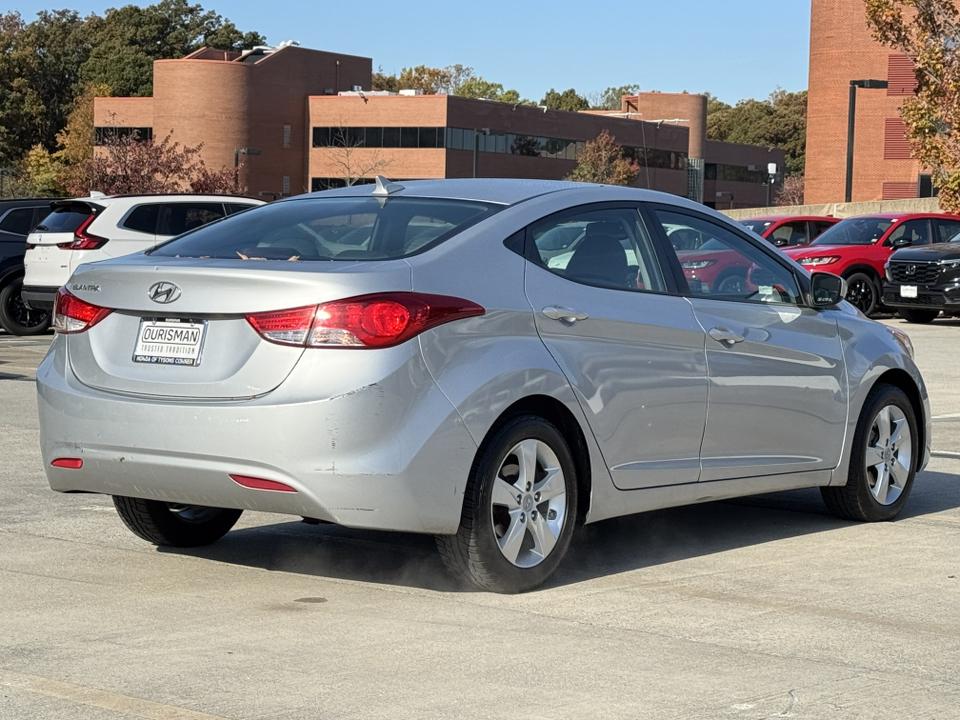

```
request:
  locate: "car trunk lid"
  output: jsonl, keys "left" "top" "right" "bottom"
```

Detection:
{"left": 63, "top": 257, "right": 412, "bottom": 399}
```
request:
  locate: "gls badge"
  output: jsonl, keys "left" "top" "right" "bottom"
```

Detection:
{"left": 148, "top": 281, "right": 182, "bottom": 304}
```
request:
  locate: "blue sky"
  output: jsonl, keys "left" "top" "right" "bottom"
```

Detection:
{"left": 16, "top": 1, "right": 811, "bottom": 105}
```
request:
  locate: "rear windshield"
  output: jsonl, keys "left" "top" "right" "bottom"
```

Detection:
{"left": 34, "top": 204, "right": 95, "bottom": 233}
{"left": 811, "top": 216, "right": 894, "bottom": 245}
{"left": 149, "top": 196, "right": 499, "bottom": 261}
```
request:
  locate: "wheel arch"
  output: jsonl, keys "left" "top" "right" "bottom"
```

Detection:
{"left": 871, "top": 368, "right": 927, "bottom": 463}
{"left": 483, "top": 394, "right": 592, "bottom": 525}
{"left": 841, "top": 264, "right": 882, "bottom": 282}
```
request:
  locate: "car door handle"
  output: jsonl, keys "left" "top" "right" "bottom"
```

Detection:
{"left": 542, "top": 306, "right": 590, "bottom": 323}
{"left": 708, "top": 327, "right": 745, "bottom": 345}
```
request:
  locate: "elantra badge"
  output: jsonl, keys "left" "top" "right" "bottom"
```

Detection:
{"left": 148, "top": 281, "right": 182, "bottom": 304}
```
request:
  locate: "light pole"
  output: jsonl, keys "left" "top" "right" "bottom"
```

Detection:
{"left": 766, "top": 162, "right": 778, "bottom": 207}
{"left": 845, "top": 79, "right": 888, "bottom": 202}
{"left": 234, "top": 147, "right": 261, "bottom": 192}
{"left": 472, "top": 128, "right": 490, "bottom": 178}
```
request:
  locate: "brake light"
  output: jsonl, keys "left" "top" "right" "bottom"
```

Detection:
{"left": 53, "top": 288, "right": 113, "bottom": 333}
{"left": 245, "top": 292, "right": 485, "bottom": 348}
{"left": 25, "top": 243, "right": 35, "bottom": 250}
{"left": 56, "top": 214, "right": 108, "bottom": 250}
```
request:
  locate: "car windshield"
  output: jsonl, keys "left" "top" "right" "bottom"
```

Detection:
{"left": 149, "top": 196, "right": 500, "bottom": 261}
{"left": 811, "top": 217, "right": 894, "bottom": 245}
{"left": 740, "top": 220, "right": 773, "bottom": 234}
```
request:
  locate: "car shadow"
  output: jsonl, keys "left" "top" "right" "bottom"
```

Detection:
{"left": 159, "top": 468, "right": 960, "bottom": 593}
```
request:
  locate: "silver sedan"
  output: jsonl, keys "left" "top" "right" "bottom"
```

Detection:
{"left": 37, "top": 178, "right": 930, "bottom": 593}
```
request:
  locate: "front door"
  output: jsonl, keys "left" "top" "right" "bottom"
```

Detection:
{"left": 523, "top": 204, "right": 708, "bottom": 490}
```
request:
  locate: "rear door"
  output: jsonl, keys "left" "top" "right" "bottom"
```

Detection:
{"left": 24, "top": 203, "right": 100, "bottom": 289}
{"left": 649, "top": 206, "right": 847, "bottom": 482}
{"left": 522, "top": 204, "right": 708, "bottom": 489}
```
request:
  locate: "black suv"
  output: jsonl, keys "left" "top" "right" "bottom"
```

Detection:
{"left": 0, "top": 198, "right": 56, "bottom": 335}
{"left": 883, "top": 241, "right": 960, "bottom": 323}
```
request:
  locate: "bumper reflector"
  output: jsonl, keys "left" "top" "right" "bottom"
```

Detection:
{"left": 230, "top": 474, "right": 297, "bottom": 493}
{"left": 51, "top": 458, "right": 83, "bottom": 469}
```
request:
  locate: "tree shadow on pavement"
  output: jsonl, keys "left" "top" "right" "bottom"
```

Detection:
{"left": 160, "top": 467, "right": 960, "bottom": 593}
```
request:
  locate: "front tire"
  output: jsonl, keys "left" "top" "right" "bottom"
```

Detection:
{"left": 821, "top": 384, "right": 918, "bottom": 522}
{"left": 898, "top": 308, "right": 939, "bottom": 324}
{"left": 436, "top": 415, "right": 578, "bottom": 593}
{"left": 113, "top": 496, "right": 242, "bottom": 547}
{"left": 0, "top": 277, "right": 50, "bottom": 335}
{"left": 844, "top": 272, "right": 880, "bottom": 316}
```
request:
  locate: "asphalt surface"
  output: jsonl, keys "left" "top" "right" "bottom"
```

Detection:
{"left": 1, "top": 320, "right": 958, "bottom": 719}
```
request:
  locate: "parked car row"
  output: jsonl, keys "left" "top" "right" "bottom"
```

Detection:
{"left": 37, "top": 179, "right": 929, "bottom": 593}
{"left": 740, "top": 211, "right": 960, "bottom": 321}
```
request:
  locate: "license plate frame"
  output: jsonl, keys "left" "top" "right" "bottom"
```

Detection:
{"left": 900, "top": 285, "right": 918, "bottom": 299}
{"left": 133, "top": 318, "right": 207, "bottom": 367}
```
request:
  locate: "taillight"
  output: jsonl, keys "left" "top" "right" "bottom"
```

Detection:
{"left": 245, "top": 292, "right": 485, "bottom": 349}
{"left": 25, "top": 243, "right": 35, "bottom": 250}
{"left": 53, "top": 288, "right": 113, "bottom": 333}
{"left": 56, "top": 214, "right": 107, "bottom": 250}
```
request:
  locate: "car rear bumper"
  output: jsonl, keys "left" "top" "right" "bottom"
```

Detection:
{"left": 21, "top": 285, "right": 57, "bottom": 311}
{"left": 36, "top": 337, "right": 478, "bottom": 535}
{"left": 882, "top": 282, "right": 960, "bottom": 311}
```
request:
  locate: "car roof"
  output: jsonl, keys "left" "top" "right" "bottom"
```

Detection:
{"left": 742, "top": 215, "right": 838, "bottom": 222}
{"left": 52, "top": 194, "right": 263, "bottom": 206}
{"left": 284, "top": 178, "right": 699, "bottom": 209}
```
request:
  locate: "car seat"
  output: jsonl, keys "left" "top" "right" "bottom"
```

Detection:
{"left": 564, "top": 222, "right": 629, "bottom": 287}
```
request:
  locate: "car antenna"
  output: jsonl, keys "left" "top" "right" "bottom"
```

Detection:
{"left": 372, "top": 176, "right": 404, "bottom": 197}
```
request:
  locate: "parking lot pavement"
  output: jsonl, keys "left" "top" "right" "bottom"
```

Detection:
{"left": 1, "top": 321, "right": 959, "bottom": 719}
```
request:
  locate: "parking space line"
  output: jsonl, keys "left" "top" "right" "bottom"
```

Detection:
{"left": 0, "top": 670, "right": 234, "bottom": 720}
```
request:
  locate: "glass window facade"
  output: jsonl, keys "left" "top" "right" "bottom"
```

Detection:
{"left": 311, "top": 126, "right": 688, "bottom": 169}
{"left": 94, "top": 127, "right": 154, "bottom": 145}
{"left": 705, "top": 163, "right": 767, "bottom": 184}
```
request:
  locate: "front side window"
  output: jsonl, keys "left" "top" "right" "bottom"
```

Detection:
{"left": 887, "top": 218, "right": 931, "bottom": 246}
{"left": 149, "top": 197, "right": 499, "bottom": 261}
{"left": 654, "top": 209, "right": 802, "bottom": 305}
{"left": 532, "top": 208, "right": 666, "bottom": 292}
{"left": 769, "top": 221, "right": 809, "bottom": 246}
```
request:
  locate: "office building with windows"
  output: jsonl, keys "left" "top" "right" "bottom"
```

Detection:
{"left": 806, "top": 0, "right": 928, "bottom": 204}
{"left": 94, "top": 44, "right": 785, "bottom": 208}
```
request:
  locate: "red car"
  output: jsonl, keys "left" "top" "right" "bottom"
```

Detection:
{"left": 784, "top": 213, "right": 960, "bottom": 315}
{"left": 740, "top": 215, "right": 840, "bottom": 247}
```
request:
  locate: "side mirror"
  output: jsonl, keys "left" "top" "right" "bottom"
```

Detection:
{"left": 891, "top": 236, "right": 913, "bottom": 248}
{"left": 808, "top": 272, "right": 846, "bottom": 307}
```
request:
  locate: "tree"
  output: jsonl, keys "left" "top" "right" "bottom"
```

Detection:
{"left": 456, "top": 76, "right": 521, "bottom": 103}
{"left": 775, "top": 175, "right": 805, "bottom": 206}
{"left": 565, "top": 130, "right": 638, "bottom": 185}
{"left": 540, "top": 88, "right": 590, "bottom": 112}
{"left": 81, "top": 0, "right": 266, "bottom": 96}
{"left": 325, "top": 126, "right": 391, "bottom": 186}
{"left": 865, "top": 0, "right": 960, "bottom": 212}
{"left": 62, "top": 130, "right": 237, "bottom": 196}
{"left": 56, "top": 83, "right": 112, "bottom": 167}
{"left": 589, "top": 84, "right": 640, "bottom": 110}
{"left": 16, "top": 145, "right": 65, "bottom": 196}
{"left": 704, "top": 89, "right": 807, "bottom": 175}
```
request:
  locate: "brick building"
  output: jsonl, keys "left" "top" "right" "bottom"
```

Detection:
{"left": 805, "top": 0, "right": 926, "bottom": 204}
{"left": 95, "top": 44, "right": 785, "bottom": 208}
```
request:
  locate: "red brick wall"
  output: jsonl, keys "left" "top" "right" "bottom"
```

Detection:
{"left": 806, "top": 0, "right": 922, "bottom": 203}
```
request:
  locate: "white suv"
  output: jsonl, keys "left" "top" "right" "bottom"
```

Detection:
{"left": 22, "top": 194, "right": 264, "bottom": 311}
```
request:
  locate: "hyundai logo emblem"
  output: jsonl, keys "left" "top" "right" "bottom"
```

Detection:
{"left": 148, "top": 281, "right": 182, "bottom": 304}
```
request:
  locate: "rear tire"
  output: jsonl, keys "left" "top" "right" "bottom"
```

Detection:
{"left": 821, "top": 383, "right": 917, "bottom": 522}
{"left": 0, "top": 277, "right": 50, "bottom": 335}
{"left": 898, "top": 308, "right": 939, "bottom": 324}
{"left": 844, "top": 272, "right": 879, "bottom": 316}
{"left": 113, "top": 496, "right": 242, "bottom": 547}
{"left": 436, "top": 414, "right": 578, "bottom": 593}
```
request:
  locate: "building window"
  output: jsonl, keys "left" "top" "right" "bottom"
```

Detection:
{"left": 94, "top": 127, "right": 154, "bottom": 145}
{"left": 282, "top": 176, "right": 290, "bottom": 195}
{"left": 283, "top": 124, "right": 291, "bottom": 149}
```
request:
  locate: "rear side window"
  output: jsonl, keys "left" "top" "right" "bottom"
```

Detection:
{"left": 937, "top": 218, "right": 960, "bottom": 243}
{"left": 35, "top": 205, "right": 94, "bottom": 233}
{"left": 157, "top": 202, "right": 227, "bottom": 236}
{"left": 0, "top": 207, "right": 39, "bottom": 235}
{"left": 226, "top": 203, "right": 258, "bottom": 215}
{"left": 149, "top": 197, "right": 498, "bottom": 261}
{"left": 122, "top": 204, "right": 160, "bottom": 234}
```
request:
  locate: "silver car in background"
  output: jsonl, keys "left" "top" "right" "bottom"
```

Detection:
{"left": 37, "top": 179, "right": 930, "bottom": 593}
